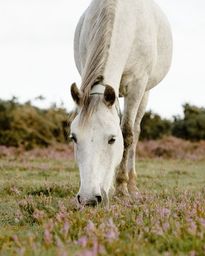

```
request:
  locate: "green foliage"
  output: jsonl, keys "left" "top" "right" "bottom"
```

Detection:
{"left": 140, "top": 111, "right": 172, "bottom": 140}
{"left": 138, "top": 104, "right": 205, "bottom": 141}
{"left": 172, "top": 103, "right": 205, "bottom": 141}
{"left": 0, "top": 98, "right": 69, "bottom": 148}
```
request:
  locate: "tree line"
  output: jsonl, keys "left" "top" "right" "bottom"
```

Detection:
{"left": 0, "top": 98, "right": 204, "bottom": 149}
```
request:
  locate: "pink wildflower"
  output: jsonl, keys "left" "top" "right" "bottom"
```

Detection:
{"left": 136, "top": 215, "right": 143, "bottom": 226}
{"left": 105, "top": 219, "right": 119, "bottom": 242}
{"left": 153, "top": 225, "right": 164, "bottom": 236}
{"left": 60, "top": 221, "right": 70, "bottom": 239}
{"left": 43, "top": 220, "right": 54, "bottom": 246}
{"left": 85, "top": 220, "right": 95, "bottom": 234}
{"left": 187, "top": 218, "right": 197, "bottom": 236}
{"left": 33, "top": 209, "right": 45, "bottom": 223}
{"left": 77, "top": 236, "right": 88, "bottom": 247}
{"left": 105, "top": 229, "right": 119, "bottom": 241}
{"left": 159, "top": 207, "right": 170, "bottom": 218}
{"left": 77, "top": 249, "right": 95, "bottom": 256}
{"left": 56, "top": 236, "right": 64, "bottom": 249}
{"left": 16, "top": 247, "right": 26, "bottom": 256}
{"left": 199, "top": 218, "right": 205, "bottom": 228}
{"left": 15, "top": 210, "right": 23, "bottom": 223}
{"left": 12, "top": 235, "right": 22, "bottom": 247}
{"left": 11, "top": 186, "right": 21, "bottom": 195}
{"left": 44, "top": 229, "right": 53, "bottom": 246}
{"left": 162, "top": 222, "right": 170, "bottom": 232}
{"left": 189, "top": 251, "right": 196, "bottom": 256}
{"left": 56, "top": 203, "right": 67, "bottom": 222}
{"left": 56, "top": 245, "right": 68, "bottom": 256}
{"left": 77, "top": 240, "right": 105, "bottom": 256}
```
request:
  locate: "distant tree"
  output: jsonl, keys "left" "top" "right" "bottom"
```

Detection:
{"left": 34, "top": 95, "right": 45, "bottom": 101}
{"left": 172, "top": 104, "right": 205, "bottom": 141}
{"left": 140, "top": 111, "right": 172, "bottom": 140}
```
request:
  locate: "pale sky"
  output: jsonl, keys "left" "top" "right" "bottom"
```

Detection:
{"left": 0, "top": 0, "right": 205, "bottom": 118}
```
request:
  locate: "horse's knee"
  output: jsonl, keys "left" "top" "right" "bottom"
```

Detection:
{"left": 122, "top": 125, "right": 134, "bottom": 148}
{"left": 116, "top": 171, "right": 129, "bottom": 185}
{"left": 116, "top": 171, "right": 129, "bottom": 196}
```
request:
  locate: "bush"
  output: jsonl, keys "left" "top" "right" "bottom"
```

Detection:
{"left": 0, "top": 98, "right": 69, "bottom": 149}
{"left": 172, "top": 104, "right": 205, "bottom": 141}
{"left": 140, "top": 111, "right": 172, "bottom": 140}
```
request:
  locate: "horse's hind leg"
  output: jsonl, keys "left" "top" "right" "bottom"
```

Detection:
{"left": 116, "top": 75, "right": 148, "bottom": 197}
{"left": 127, "top": 91, "right": 149, "bottom": 197}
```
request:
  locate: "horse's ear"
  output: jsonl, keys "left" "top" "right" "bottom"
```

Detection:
{"left": 103, "top": 85, "right": 116, "bottom": 107}
{"left": 70, "top": 83, "right": 82, "bottom": 106}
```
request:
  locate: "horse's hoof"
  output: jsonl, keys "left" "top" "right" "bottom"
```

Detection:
{"left": 115, "top": 182, "right": 129, "bottom": 198}
{"left": 128, "top": 186, "right": 142, "bottom": 201}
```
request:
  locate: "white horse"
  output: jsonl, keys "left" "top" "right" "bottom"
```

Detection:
{"left": 70, "top": 0, "right": 172, "bottom": 206}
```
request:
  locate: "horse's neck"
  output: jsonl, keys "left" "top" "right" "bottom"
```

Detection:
{"left": 81, "top": 0, "right": 137, "bottom": 97}
{"left": 102, "top": 0, "right": 137, "bottom": 93}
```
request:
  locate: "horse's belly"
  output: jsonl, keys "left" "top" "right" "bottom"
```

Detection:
{"left": 147, "top": 19, "right": 173, "bottom": 90}
{"left": 122, "top": 1, "right": 173, "bottom": 91}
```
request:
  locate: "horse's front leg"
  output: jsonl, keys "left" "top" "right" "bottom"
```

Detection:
{"left": 116, "top": 75, "right": 148, "bottom": 197}
{"left": 127, "top": 92, "right": 149, "bottom": 198}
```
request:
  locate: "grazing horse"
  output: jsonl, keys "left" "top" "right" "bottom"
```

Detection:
{"left": 70, "top": 0, "right": 172, "bottom": 206}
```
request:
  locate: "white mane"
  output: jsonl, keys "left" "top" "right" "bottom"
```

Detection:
{"left": 80, "top": 0, "right": 116, "bottom": 104}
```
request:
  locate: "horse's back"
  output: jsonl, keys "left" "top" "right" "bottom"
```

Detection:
{"left": 145, "top": 0, "right": 173, "bottom": 89}
{"left": 122, "top": 0, "right": 173, "bottom": 89}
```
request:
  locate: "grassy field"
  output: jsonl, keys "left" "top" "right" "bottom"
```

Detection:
{"left": 0, "top": 149, "right": 205, "bottom": 255}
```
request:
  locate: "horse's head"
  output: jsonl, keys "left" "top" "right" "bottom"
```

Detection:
{"left": 70, "top": 83, "right": 124, "bottom": 206}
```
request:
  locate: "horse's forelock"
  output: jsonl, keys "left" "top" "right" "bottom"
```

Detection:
{"left": 79, "top": 95, "right": 102, "bottom": 127}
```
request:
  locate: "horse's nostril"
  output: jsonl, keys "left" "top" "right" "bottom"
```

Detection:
{"left": 86, "top": 199, "right": 97, "bottom": 207}
{"left": 77, "top": 195, "right": 81, "bottom": 204}
{"left": 95, "top": 195, "right": 102, "bottom": 204}
{"left": 77, "top": 195, "right": 102, "bottom": 207}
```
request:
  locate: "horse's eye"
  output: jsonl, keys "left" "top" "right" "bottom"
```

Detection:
{"left": 70, "top": 134, "right": 77, "bottom": 143}
{"left": 108, "top": 137, "right": 116, "bottom": 145}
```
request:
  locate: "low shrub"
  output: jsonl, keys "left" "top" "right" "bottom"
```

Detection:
{"left": 0, "top": 98, "right": 70, "bottom": 149}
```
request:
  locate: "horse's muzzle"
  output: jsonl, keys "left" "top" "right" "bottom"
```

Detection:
{"left": 77, "top": 194, "right": 102, "bottom": 207}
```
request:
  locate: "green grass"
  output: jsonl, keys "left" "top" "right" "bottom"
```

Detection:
{"left": 0, "top": 155, "right": 205, "bottom": 255}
